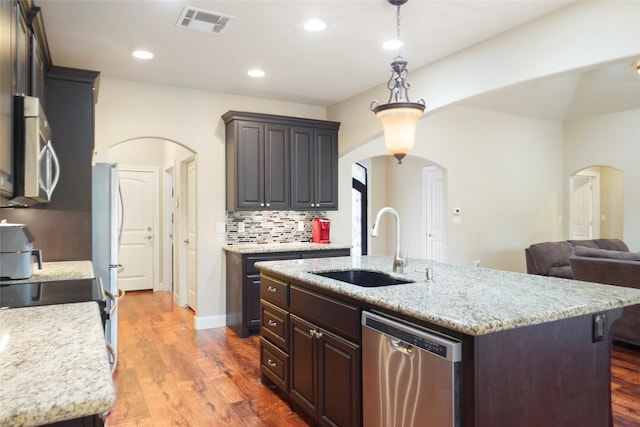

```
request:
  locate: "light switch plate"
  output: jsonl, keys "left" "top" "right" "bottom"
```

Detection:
{"left": 215, "top": 222, "right": 226, "bottom": 234}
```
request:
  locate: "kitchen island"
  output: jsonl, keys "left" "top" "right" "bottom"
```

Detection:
{"left": 256, "top": 255, "right": 640, "bottom": 427}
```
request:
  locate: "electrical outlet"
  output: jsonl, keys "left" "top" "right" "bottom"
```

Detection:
{"left": 297, "top": 221, "right": 305, "bottom": 231}
{"left": 238, "top": 222, "right": 245, "bottom": 233}
{"left": 473, "top": 259, "right": 481, "bottom": 267}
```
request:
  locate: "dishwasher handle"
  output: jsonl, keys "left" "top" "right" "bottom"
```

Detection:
{"left": 362, "top": 311, "right": 462, "bottom": 362}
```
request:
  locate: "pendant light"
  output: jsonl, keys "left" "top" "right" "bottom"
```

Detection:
{"left": 370, "top": 0, "right": 425, "bottom": 164}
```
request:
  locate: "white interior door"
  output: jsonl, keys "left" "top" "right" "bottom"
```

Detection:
{"left": 118, "top": 167, "right": 158, "bottom": 291}
{"left": 424, "top": 167, "right": 445, "bottom": 262}
{"left": 186, "top": 158, "right": 197, "bottom": 310}
{"left": 570, "top": 171, "right": 600, "bottom": 240}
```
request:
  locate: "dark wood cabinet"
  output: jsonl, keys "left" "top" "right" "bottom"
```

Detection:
{"left": 224, "top": 248, "right": 350, "bottom": 338}
{"left": 290, "top": 314, "right": 361, "bottom": 427}
{"left": 223, "top": 111, "right": 339, "bottom": 211}
{"left": 0, "top": 0, "right": 14, "bottom": 197}
{"left": 225, "top": 120, "right": 290, "bottom": 210}
{"left": 260, "top": 275, "right": 361, "bottom": 427}
{"left": 290, "top": 126, "right": 338, "bottom": 210}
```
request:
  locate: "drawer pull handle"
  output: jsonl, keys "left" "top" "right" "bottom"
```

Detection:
{"left": 309, "top": 329, "right": 323, "bottom": 339}
{"left": 268, "top": 320, "right": 277, "bottom": 327}
{"left": 267, "top": 359, "right": 277, "bottom": 368}
{"left": 267, "top": 286, "right": 277, "bottom": 293}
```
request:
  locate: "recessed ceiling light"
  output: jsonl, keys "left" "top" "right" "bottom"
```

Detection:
{"left": 247, "top": 69, "right": 265, "bottom": 78}
{"left": 304, "top": 18, "right": 326, "bottom": 32}
{"left": 382, "top": 39, "right": 403, "bottom": 51}
{"left": 132, "top": 50, "right": 154, "bottom": 60}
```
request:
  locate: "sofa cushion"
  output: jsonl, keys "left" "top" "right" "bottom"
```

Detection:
{"left": 568, "top": 238, "right": 629, "bottom": 252}
{"left": 573, "top": 245, "right": 640, "bottom": 261}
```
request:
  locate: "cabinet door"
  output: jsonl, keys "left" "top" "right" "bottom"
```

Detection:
{"left": 314, "top": 128, "right": 338, "bottom": 210}
{"left": 290, "top": 126, "right": 315, "bottom": 209}
{"left": 13, "top": 2, "right": 29, "bottom": 96}
{"left": 0, "top": 0, "right": 13, "bottom": 196}
{"left": 236, "top": 121, "right": 264, "bottom": 209}
{"left": 30, "top": 33, "right": 46, "bottom": 103}
{"left": 264, "top": 124, "right": 290, "bottom": 209}
{"left": 289, "top": 315, "right": 319, "bottom": 417}
{"left": 245, "top": 274, "right": 261, "bottom": 330}
{"left": 318, "top": 330, "right": 361, "bottom": 427}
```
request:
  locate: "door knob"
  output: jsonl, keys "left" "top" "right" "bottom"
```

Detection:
{"left": 144, "top": 235, "right": 152, "bottom": 240}
{"left": 184, "top": 238, "right": 189, "bottom": 244}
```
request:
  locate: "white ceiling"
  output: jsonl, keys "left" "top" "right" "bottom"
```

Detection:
{"left": 37, "top": 0, "right": 640, "bottom": 121}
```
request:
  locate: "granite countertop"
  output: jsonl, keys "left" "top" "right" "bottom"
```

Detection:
{"left": 0, "top": 302, "right": 116, "bottom": 426}
{"left": 223, "top": 242, "right": 352, "bottom": 254}
{"left": 255, "top": 255, "right": 640, "bottom": 336}
{"left": 0, "top": 260, "right": 94, "bottom": 284}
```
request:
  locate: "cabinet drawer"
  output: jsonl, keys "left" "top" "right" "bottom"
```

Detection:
{"left": 290, "top": 285, "right": 360, "bottom": 342}
{"left": 260, "top": 274, "right": 289, "bottom": 308}
{"left": 261, "top": 301, "right": 289, "bottom": 351}
{"left": 260, "top": 337, "right": 289, "bottom": 392}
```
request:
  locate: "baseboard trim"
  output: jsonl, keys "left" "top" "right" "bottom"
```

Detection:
{"left": 194, "top": 314, "right": 226, "bottom": 330}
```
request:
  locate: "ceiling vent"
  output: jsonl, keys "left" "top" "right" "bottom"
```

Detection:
{"left": 176, "top": 6, "right": 233, "bottom": 34}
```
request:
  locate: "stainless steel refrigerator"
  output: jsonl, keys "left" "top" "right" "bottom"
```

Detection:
{"left": 92, "top": 162, "right": 122, "bottom": 361}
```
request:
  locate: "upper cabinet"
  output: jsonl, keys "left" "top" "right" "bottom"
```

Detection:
{"left": 223, "top": 111, "right": 340, "bottom": 211}
{"left": 290, "top": 126, "right": 338, "bottom": 210}
{"left": 0, "top": 0, "right": 52, "bottom": 199}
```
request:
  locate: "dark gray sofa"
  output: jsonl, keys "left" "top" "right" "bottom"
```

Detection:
{"left": 524, "top": 238, "right": 629, "bottom": 279}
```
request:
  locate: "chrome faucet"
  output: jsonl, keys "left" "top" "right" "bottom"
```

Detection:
{"left": 371, "top": 207, "right": 408, "bottom": 273}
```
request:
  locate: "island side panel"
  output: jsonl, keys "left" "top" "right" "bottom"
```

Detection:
{"left": 225, "top": 251, "right": 245, "bottom": 336}
{"left": 473, "top": 309, "right": 622, "bottom": 427}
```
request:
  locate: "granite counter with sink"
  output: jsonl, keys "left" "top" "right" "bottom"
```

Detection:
{"left": 255, "top": 254, "right": 640, "bottom": 336}
{"left": 256, "top": 255, "right": 640, "bottom": 426}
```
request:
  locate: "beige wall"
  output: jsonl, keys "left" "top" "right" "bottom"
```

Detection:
{"left": 599, "top": 166, "right": 624, "bottom": 240}
{"left": 563, "top": 109, "right": 640, "bottom": 251}
{"left": 330, "top": 106, "right": 563, "bottom": 273}
{"left": 94, "top": 77, "right": 326, "bottom": 328}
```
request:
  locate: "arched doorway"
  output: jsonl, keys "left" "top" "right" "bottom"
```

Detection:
{"left": 569, "top": 165, "right": 623, "bottom": 240}
{"left": 107, "top": 137, "right": 196, "bottom": 308}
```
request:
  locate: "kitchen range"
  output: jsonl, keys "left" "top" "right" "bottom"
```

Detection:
{"left": 0, "top": 221, "right": 116, "bottom": 426}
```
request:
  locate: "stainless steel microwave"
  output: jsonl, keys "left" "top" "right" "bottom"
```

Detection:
{"left": 11, "top": 95, "right": 59, "bottom": 206}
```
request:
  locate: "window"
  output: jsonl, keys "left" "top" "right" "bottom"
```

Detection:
{"left": 352, "top": 163, "right": 368, "bottom": 255}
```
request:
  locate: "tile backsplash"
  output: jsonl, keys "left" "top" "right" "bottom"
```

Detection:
{"left": 226, "top": 211, "right": 327, "bottom": 245}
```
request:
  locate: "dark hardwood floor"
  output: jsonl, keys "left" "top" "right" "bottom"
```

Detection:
{"left": 106, "top": 291, "right": 640, "bottom": 427}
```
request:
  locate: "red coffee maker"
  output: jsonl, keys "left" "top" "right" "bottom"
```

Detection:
{"left": 312, "top": 218, "right": 331, "bottom": 243}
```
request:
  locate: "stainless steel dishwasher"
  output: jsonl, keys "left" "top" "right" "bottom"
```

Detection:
{"left": 362, "top": 311, "right": 462, "bottom": 427}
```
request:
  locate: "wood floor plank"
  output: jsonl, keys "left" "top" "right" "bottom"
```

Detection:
{"left": 106, "top": 290, "right": 640, "bottom": 427}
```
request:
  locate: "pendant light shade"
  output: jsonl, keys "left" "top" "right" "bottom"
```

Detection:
{"left": 371, "top": 0, "right": 425, "bottom": 164}
{"left": 373, "top": 102, "right": 424, "bottom": 164}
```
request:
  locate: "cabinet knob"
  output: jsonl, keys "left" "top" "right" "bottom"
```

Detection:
{"left": 267, "top": 286, "right": 277, "bottom": 293}
{"left": 268, "top": 320, "right": 277, "bottom": 327}
{"left": 266, "top": 203, "right": 270, "bottom": 207}
{"left": 267, "top": 359, "right": 277, "bottom": 368}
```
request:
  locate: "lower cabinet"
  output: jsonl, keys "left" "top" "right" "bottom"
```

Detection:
{"left": 260, "top": 273, "right": 361, "bottom": 427}
{"left": 290, "top": 315, "right": 361, "bottom": 427}
{"left": 225, "top": 248, "right": 350, "bottom": 338}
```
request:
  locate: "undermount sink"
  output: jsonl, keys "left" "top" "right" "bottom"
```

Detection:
{"left": 312, "top": 270, "right": 414, "bottom": 287}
